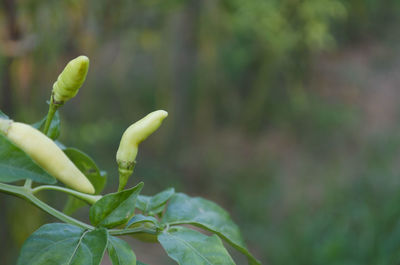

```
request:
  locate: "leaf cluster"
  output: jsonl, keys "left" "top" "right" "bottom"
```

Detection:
{"left": 0, "top": 108, "right": 260, "bottom": 264}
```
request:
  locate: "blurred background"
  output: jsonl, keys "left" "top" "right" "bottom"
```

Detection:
{"left": 1, "top": 0, "right": 400, "bottom": 264}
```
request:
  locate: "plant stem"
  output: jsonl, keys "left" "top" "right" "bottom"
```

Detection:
{"left": 42, "top": 99, "right": 59, "bottom": 135}
{"left": 24, "top": 179, "right": 32, "bottom": 188}
{"left": 109, "top": 227, "right": 158, "bottom": 236}
{"left": 24, "top": 192, "right": 93, "bottom": 230}
{"left": 118, "top": 166, "right": 134, "bottom": 192}
{"left": 0, "top": 182, "right": 25, "bottom": 197}
{"left": 0, "top": 182, "right": 160, "bottom": 235}
{"left": 32, "top": 185, "right": 102, "bottom": 204}
{"left": 0, "top": 183, "right": 92, "bottom": 229}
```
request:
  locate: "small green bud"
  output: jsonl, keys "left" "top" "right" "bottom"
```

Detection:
{"left": 52, "top": 55, "right": 89, "bottom": 104}
{"left": 116, "top": 110, "right": 168, "bottom": 191}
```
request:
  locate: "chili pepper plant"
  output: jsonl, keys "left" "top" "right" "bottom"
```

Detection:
{"left": 0, "top": 56, "right": 260, "bottom": 265}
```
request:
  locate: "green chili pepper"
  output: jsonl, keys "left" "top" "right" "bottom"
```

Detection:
{"left": 52, "top": 55, "right": 89, "bottom": 105}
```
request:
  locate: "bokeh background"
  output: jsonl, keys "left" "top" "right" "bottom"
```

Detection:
{"left": 1, "top": 0, "right": 400, "bottom": 264}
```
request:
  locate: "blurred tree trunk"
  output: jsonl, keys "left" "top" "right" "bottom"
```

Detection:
{"left": 1, "top": 0, "right": 21, "bottom": 116}
{"left": 170, "top": 0, "right": 201, "bottom": 139}
{"left": 0, "top": 1, "right": 20, "bottom": 261}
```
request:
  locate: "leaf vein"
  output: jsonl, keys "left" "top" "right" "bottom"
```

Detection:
{"left": 167, "top": 232, "right": 214, "bottom": 265}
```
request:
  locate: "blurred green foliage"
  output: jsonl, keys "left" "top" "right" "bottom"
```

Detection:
{"left": 2, "top": 0, "right": 400, "bottom": 264}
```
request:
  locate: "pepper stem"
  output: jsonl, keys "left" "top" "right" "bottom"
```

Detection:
{"left": 42, "top": 95, "right": 60, "bottom": 135}
{"left": 118, "top": 166, "right": 134, "bottom": 191}
{"left": 32, "top": 185, "right": 101, "bottom": 204}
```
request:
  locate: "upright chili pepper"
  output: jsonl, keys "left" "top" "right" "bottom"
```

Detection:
{"left": 52, "top": 55, "right": 89, "bottom": 105}
{"left": 116, "top": 110, "right": 168, "bottom": 191}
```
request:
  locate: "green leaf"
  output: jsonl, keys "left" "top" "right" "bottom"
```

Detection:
{"left": 162, "top": 193, "right": 260, "bottom": 265}
{"left": 64, "top": 148, "right": 107, "bottom": 192}
{"left": 90, "top": 182, "right": 144, "bottom": 228}
{"left": 125, "top": 214, "right": 160, "bottom": 243}
{"left": 0, "top": 110, "right": 9, "bottom": 119}
{"left": 126, "top": 214, "right": 159, "bottom": 228}
{"left": 137, "top": 187, "right": 175, "bottom": 215}
{"left": 32, "top": 111, "right": 61, "bottom": 140}
{"left": 63, "top": 148, "right": 107, "bottom": 215}
{"left": 158, "top": 226, "right": 236, "bottom": 265}
{"left": 108, "top": 236, "right": 136, "bottom": 265}
{"left": 0, "top": 134, "right": 56, "bottom": 184}
{"left": 17, "top": 223, "right": 108, "bottom": 265}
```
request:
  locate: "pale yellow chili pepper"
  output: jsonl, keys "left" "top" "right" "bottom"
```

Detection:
{"left": 0, "top": 119, "right": 95, "bottom": 194}
{"left": 116, "top": 110, "right": 168, "bottom": 191}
